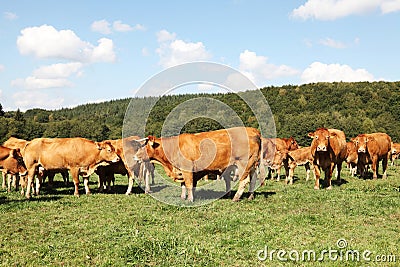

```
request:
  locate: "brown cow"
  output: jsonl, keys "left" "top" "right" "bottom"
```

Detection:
{"left": 390, "top": 142, "right": 400, "bottom": 166}
{"left": 287, "top": 146, "right": 315, "bottom": 185}
{"left": 23, "top": 137, "right": 120, "bottom": 198}
{"left": 308, "top": 128, "right": 347, "bottom": 189}
{"left": 351, "top": 133, "right": 391, "bottom": 179}
{"left": 2, "top": 137, "right": 69, "bottom": 190}
{"left": 345, "top": 141, "right": 358, "bottom": 177}
{"left": 133, "top": 127, "right": 261, "bottom": 202}
{"left": 0, "top": 145, "right": 27, "bottom": 192}
{"left": 261, "top": 136, "right": 299, "bottom": 181}
{"left": 95, "top": 137, "right": 155, "bottom": 194}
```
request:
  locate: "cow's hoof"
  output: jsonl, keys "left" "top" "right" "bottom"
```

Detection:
{"left": 314, "top": 186, "right": 320, "bottom": 190}
{"left": 326, "top": 186, "right": 332, "bottom": 190}
{"left": 86, "top": 192, "right": 91, "bottom": 195}
{"left": 125, "top": 192, "right": 132, "bottom": 196}
{"left": 144, "top": 190, "right": 152, "bottom": 194}
{"left": 74, "top": 194, "right": 80, "bottom": 198}
{"left": 26, "top": 195, "right": 31, "bottom": 199}
{"left": 248, "top": 193, "right": 255, "bottom": 201}
{"left": 232, "top": 198, "right": 240, "bottom": 202}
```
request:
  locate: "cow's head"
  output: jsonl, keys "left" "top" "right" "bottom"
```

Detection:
{"left": 96, "top": 141, "right": 120, "bottom": 163}
{"left": 270, "top": 150, "right": 288, "bottom": 170}
{"left": 287, "top": 137, "right": 299, "bottom": 151}
{"left": 351, "top": 135, "right": 370, "bottom": 154}
{"left": 308, "top": 128, "right": 335, "bottom": 152}
{"left": 4, "top": 148, "right": 27, "bottom": 175}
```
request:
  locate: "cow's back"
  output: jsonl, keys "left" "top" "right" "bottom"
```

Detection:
{"left": 367, "top": 133, "right": 391, "bottom": 157}
{"left": 328, "top": 128, "right": 347, "bottom": 161}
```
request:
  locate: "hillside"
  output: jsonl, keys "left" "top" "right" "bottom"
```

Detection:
{"left": 1, "top": 81, "right": 400, "bottom": 145}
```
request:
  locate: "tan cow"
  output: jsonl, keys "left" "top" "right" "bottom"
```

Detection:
{"left": 23, "top": 137, "right": 120, "bottom": 198}
{"left": 308, "top": 128, "right": 347, "bottom": 190}
{"left": 133, "top": 127, "right": 261, "bottom": 202}
{"left": 95, "top": 137, "right": 155, "bottom": 194}
{"left": 351, "top": 133, "right": 391, "bottom": 179}
{"left": 0, "top": 145, "right": 27, "bottom": 192}
{"left": 287, "top": 146, "right": 315, "bottom": 185}
{"left": 390, "top": 142, "right": 400, "bottom": 166}
{"left": 345, "top": 141, "right": 358, "bottom": 177}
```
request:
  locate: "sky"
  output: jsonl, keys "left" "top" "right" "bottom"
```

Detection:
{"left": 0, "top": 0, "right": 399, "bottom": 111}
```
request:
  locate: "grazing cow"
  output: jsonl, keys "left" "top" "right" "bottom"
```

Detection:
{"left": 95, "top": 137, "right": 155, "bottom": 194}
{"left": 308, "top": 128, "right": 347, "bottom": 190}
{"left": 2, "top": 137, "right": 69, "bottom": 190}
{"left": 261, "top": 136, "right": 299, "bottom": 181}
{"left": 0, "top": 145, "right": 27, "bottom": 192}
{"left": 134, "top": 127, "right": 261, "bottom": 202}
{"left": 287, "top": 146, "right": 315, "bottom": 185}
{"left": 351, "top": 133, "right": 391, "bottom": 179}
{"left": 390, "top": 142, "right": 400, "bottom": 166}
{"left": 23, "top": 137, "right": 120, "bottom": 198}
{"left": 345, "top": 141, "right": 358, "bottom": 177}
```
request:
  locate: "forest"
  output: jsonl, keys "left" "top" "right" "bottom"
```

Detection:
{"left": 1, "top": 81, "right": 400, "bottom": 146}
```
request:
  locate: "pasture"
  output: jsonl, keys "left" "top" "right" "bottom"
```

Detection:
{"left": 1, "top": 164, "right": 399, "bottom": 266}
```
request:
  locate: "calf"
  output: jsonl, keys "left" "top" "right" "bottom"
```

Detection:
{"left": 286, "top": 146, "right": 315, "bottom": 185}
{"left": 345, "top": 141, "right": 358, "bottom": 177}
{"left": 308, "top": 128, "right": 347, "bottom": 189}
{"left": 351, "top": 133, "right": 391, "bottom": 179}
{"left": 0, "top": 146, "right": 27, "bottom": 192}
{"left": 390, "top": 142, "right": 400, "bottom": 166}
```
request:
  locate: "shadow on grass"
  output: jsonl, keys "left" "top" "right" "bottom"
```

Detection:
{"left": 0, "top": 195, "right": 62, "bottom": 204}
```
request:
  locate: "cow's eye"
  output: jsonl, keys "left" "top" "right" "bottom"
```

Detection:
{"left": 315, "top": 136, "right": 318, "bottom": 139}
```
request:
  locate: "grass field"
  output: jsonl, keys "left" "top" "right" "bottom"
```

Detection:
{"left": 1, "top": 163, "right": 399, "bottom": 267}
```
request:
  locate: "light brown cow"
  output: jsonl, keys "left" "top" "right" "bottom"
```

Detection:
{"left": 308, "top": 128, "right": 347, "bottom": 190}
{"left": 0, "top": 145, "right": 27, "bottom": 192}
{"left": 390, "top": 142, "right": 400, "bottom": 166}
{"left": 261, "top": 136, "right": 299, "bottom": 181}
{"left": 351, "top": 133, "right": 391, "bottom": 179}
{"left": 134, "top": 127, "right": 261, "bottom": 202}
{"left": 2, "top": 137, "right": 70, "bottom": 190}
{"left": 287, "top": 146, "right": 315, "bottom": 185}
{"left": 23, "top": 137, "right": 120, "bottom": 198}
{"left": 95, "top": 137, "right": 155, "bottom": 194}
{"left": 345, "top": 141, "right": 358, "bottom": 177}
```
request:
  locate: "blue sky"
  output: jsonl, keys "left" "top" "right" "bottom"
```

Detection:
{"left": 0, "top": 0, "right": 399, "bottom": 111}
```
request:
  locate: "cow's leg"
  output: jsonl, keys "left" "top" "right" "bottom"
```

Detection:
{"left": 7, "top": 174, "right": 12, "bottom": 192}
{"left": 1, "top": 171, "right": 5, "bottom": 189}
{"left": 232, "top": 175, "right": 250, "bottom": 202}
{"left": 305, "top": 163, "right": 310, "bottom": 182}
{"left": 326, "top": 164, "right": 334, "bottom": 190}
{"left": 35, "top": 172, "right": 45, "bottom": 196}
{"left": 83, "top": 176, "right": 91, "bottom": 195}
{"left": 47, "top": 172, "right": 55, "bottom": 189}
{"left": 371, "top": 156, "right": 378, "bottom": 179}
{"left": 180, "top": 182, "right": 187, "bottom": 200}
{"left": 183, "top": 172, "right": 194, "bottom": 202}
{"left": 382, "top": 153, "right": 389, "bottom": 179}
{"left": 25, "top": 168, "right": 36, "bottom": 199}
{"left": 248, "top": 168, "right": 257, "bottom": 200}
{"left": 125, "top": 175, "right": 134, "bottom": 195}
{"left": 336, "top": 161, "right": 342, "bottom": 183}
{"left": 314, "top": 165, "right": 321, "bottom": 190}
{"left": 62, "top": 171, "right": 69, "bottom": 186}
{"left": 70, "top": 168, "right": 80, "bottom": 197}
{"left": 144, "top": 169, "right": 151, "bottom": 194}
{"left": 223, "top": 171, "right": 231, "bottom": 197}
{"left": 283, "top": 159, "right": 289, "bottom": 180}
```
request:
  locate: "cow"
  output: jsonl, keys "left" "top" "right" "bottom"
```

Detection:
{"left": 133, "top": 127, "right": 261, "bottom": 202}
{"left": 287, "top": 146, "right": 315, "bottom": 185}
{"left": 2, "top": 137, "right": 70, "bottom": 190}
{"left": 390, "top": 142, "right": 400, "bottom": 166}
{"left": 308, "top": 128, "right": 347, "bottom": 190}
{"left": 345, "top": 141, "right": 358, "bottom": 177}
{"left": 95, "top": 137, "right": 155, "bottom": 194}
{"left": 261, "top": 136, "right": 299, "bottom": 181}
{"left": 351, "top": 133, "right": 391, "bottom": 179}
{"left": 23, "top": 137, "right": 120, "bottom": 198}
{"left": 0, "top": 145, "right": 27, "bottom": 192}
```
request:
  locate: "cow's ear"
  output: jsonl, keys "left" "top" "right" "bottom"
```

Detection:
{"left": 147, "top": 136, "right": 157, "bottom": 147}
{"left": 350, "top": 137, "right": 355, "bottom": 142}
{"left": 308, "top": 132, "right": 315, "bottom": 138}
{"left": 10, "top": 148, "right": 19, "bottom": 158}
{"left": 95, "top": 142, "right": 103, "bottom": 150}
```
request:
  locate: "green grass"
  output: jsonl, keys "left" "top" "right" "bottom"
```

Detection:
{"left": 0, "top": 163, "right": 399, "bottom": 267}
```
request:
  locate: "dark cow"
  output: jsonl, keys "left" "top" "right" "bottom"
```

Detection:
{"left": 0, "top": 145, "right": 27, "bottom": 192}
{"left": 351, "top": 133, "right": 391, "bottom": 179}
{"left": 308, "top": 128, "right": 347, "bottom": 189}
{"left": 23, "top": 137, "right": 120, "bottom": 198}
{"left": 134, "top": 127, "right": 261, "bottom": 202}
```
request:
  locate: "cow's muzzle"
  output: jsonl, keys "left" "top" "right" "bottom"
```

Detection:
{"left": 358, "top": 148, "right": 366, "bottom": 153}
{"left": 317, "top": 146, "right": 327, "bottom": 152}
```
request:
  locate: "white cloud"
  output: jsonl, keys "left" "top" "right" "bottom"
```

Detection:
{"left": 0, "top": 64, "right": 4, "bottom": 72}
{"left": 238, "top": 50, "right": 299, "bottom": 86}
{"left": 32, "top": 62, "right": 83, "bottom": 79}
{"left": 91, "top": 19, "right": 112, "bottom": 34}
{"left": 113, "top": 20, "right": 145, "bottom": 32}
{"left": 13, "top": 90, "right": 64, "bottom": 110}
{"left": 156, "top": 30, "right": 211, "bottom": 68}
{"left": 142, "top": 47, "right": 150, "bottom": 56}
{"left": 291, "top": 0, "right": 400, "bottom": 20}
{"left": 3, "top": 12, "right": 18, "bottom": 20}
{"left": 17, "top": 24, "right": 115, "bottom": 63}
{"left": 11, "top": 76, "right": 73, "bottom": 90}
{"left": 319, "top": 38, "right": 346, "bottom": 49}
{"left": 301, "top": 62, "right": 375, "bottom": 83}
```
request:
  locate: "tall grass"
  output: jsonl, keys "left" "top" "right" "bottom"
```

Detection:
{"left": 0, "top": 163, "right": 399, "bottom": 266}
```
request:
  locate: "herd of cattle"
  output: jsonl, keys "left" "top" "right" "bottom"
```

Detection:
{"left": 0, "top": 126, "right": 398, "bottom": 202}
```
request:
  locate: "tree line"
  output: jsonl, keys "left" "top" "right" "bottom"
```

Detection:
{"left": 1, "top": 81, "right": 399, "bottom": 146}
